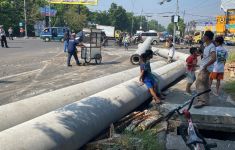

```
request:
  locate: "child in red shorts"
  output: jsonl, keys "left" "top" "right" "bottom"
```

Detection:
{"left": 209, "top": 36, "right": 228, "bottom": 96}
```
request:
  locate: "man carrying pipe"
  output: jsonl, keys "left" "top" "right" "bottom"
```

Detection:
{"left": 130, "top": 37, "right": 153, "bottom": 65}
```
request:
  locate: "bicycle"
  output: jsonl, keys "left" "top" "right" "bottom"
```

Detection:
{"left": 164, "top": 89, "right": 217, "bottom": 150}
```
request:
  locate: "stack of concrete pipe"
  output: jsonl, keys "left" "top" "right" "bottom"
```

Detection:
{"left": 0, "top": 61, "right": 186, "bottom": 150}
{"left": 0, "top": 38, "right": 189, "bottom": 149}
{"left": 0, "top": 61, "right": 166, "bottom": 132}
{"left": 130, "top": 37, "right": 153, "bottom": 65}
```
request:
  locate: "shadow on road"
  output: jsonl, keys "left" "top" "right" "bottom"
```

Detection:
{"left": 0, "top": 80, "right": 15, "bottom": 84}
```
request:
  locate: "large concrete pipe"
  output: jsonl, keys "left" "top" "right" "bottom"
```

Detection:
{"left": 0, "top": 61, "right": 166, "bottom": 132}
{"left": 130, "top": 37, "right": 153, "bottom": 65}
{"left": 0, "top": 61, "right": 185, "bottom": 150}
{"left": 152, "top": 47, "right": 189, "bottom": 61}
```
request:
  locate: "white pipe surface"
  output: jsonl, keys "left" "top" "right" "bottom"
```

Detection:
{"left": 0, "top": 61, "right": 185, "bottom": 150}
{"left": 0, "top": 61, "right": 166, "bottom": 132}
{"left": 152, "top": 47, "right": 189, "bottom": 61}
{"left": 130, "top": 37, "right": 153, "bottom": 65}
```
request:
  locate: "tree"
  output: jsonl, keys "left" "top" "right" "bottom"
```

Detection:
{"left": 167, "top": 18, "right": 185, "bottom": 36}
{"left": 63, "top": 6, "right": 87, "bottom": 32}
{"left": 108, "top": 3, "right": 130, "bottom": 31}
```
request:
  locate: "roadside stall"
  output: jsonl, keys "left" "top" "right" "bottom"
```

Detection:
{"left": 78, "top": 28, "right": 102, "bottom": 64}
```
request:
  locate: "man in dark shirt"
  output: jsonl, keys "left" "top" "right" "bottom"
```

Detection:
{"left": 67, "top": 33, "right": 80, "bottom": 67}
{"left": 63, "top": 29, "right": 70, "bottom": 52}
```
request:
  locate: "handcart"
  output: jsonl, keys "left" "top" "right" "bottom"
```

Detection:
{"left": 80, "top": 28, "right": 102, "bottom": 64}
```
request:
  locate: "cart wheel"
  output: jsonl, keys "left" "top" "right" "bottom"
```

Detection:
{"left": 95, "top": 54, "right": 102, "bottom": 64}
{"left": 85, "top": 57, "right": 91, "bottom": 63}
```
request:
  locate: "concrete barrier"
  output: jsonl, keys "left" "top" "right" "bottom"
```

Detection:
{"left": 130, "top": 37, "right": 152, "bottom": 65}
{"left": 0, "top": 61, "right": 166, "bottom": 132}
{"left": 0, "top": 61, "right": 185, "bottom": 150}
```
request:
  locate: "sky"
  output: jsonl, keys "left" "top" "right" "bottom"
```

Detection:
{"left": 88, "top": 0, "right": 226, "bottom": 27}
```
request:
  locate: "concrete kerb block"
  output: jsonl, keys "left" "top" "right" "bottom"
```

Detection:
{"left": 160, "top": 103, "right": 235, "bottom": 129}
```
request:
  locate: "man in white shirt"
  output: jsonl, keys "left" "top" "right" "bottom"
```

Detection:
{"left": 194, "top": 31, "right": 216, "bottom": 108}
{"left": 167, "top": 38, "right": 175, "bottom": 63}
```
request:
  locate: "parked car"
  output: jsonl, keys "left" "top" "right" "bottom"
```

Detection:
{"left": 139, "top": 32, "right": 160, "bottom": 45}
{"left": 40, "top": 27, "right": 68, "bottom": 42}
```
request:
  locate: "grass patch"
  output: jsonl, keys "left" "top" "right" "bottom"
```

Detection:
{"left": 117, "top": 130, "right": 164, "bottom": 150}
{"left": 227, "top": 52, "right": 235, "bottom": 63}
{"left": 224, "top": 80, "right": 235, "bottom": 100}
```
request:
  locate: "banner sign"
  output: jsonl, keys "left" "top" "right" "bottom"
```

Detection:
{"left": 226, "top": 24, "right": 235, "bottom": 29}
{"left": 40, "top": 7, "right": 57, "bottom": 16}
{"left": 49, "top": 0, "right": 98, "bottom": 5}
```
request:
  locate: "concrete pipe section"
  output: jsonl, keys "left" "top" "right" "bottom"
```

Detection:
{"left": 0, "top": 61, "right": 185, "bottom": 150}
{"left": 0, "top": 61, "right": 166, "bottom": 132}
{"left": 130, "top": 37, "right": 153, "bottom": 65}
{"left": 152, "top": 47, "right": 189, "bottom": 62}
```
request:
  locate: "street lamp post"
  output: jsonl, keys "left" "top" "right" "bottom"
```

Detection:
{"left": 24, "top": 0, "right": 28, "bottom": 38}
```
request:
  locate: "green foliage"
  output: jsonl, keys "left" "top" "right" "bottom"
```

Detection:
{"left": 167, "top": 18, "right": 186, "bottom": 36}
{"left": 167, "top": 23, "right": 174, "bottom": 35}
{"left": 0, "top": 1, "right": 166, "bottom": 36}
{"left": 119, "top": 130, "right": 164, "bottom": 150}
{"left": 224, "top": 80, "right": 235, "bottom": 101}
{"left": 227, "top": 52, "right": 235, "bottom": 63}
{"left": 63, "top": 6, "right": 87, "bottom": 32}
{"left": 148, "top": 20, "right": 165, "bottom": 32}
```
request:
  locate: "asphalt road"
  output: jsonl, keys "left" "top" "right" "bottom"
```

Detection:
{"left": 1, "top": 39, "right": 234, "bottom": 106}
{"left": 0, "top": 38, "right": 166, "bottom": 105}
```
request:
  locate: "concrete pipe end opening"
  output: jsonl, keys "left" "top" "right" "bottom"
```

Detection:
{"left": 130, "top": 54, "right": 140, "bottom": 65}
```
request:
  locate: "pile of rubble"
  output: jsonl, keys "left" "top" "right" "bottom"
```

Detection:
{"left": 83, "top": 105, "right": 170, "bottom": 150}
{"left": 225, "top": 62, "right": 235, "bottom": 77}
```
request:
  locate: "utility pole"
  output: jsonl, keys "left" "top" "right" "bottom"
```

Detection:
{"left": 131, "top": 0, "right": 135, "bottom": 36}
{"left": 173, "top": 0, "right": 179, "bottom": 44}
{"left": 24, "top": 0, "right": 28, "bottom": 38}
{"left": 140, "top": 8, "right": 143, "bottom": 30}
{"left": 49, "top": 0, "right": 51, "bottom": 28}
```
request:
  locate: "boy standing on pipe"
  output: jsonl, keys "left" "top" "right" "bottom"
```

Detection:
{"left": 185, "top": 47, "right": 198, "bottom": 94}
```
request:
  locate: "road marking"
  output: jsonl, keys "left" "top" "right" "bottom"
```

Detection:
{"left": 0, "top": 69, "right": 41, "bottom": 80}
{"left": 16, "top": 51, "right": 64, "bottom": 95}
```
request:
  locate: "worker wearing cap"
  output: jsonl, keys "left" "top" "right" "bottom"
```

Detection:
{"left": 67, "top": 33, "right": 80, "bottom": 67}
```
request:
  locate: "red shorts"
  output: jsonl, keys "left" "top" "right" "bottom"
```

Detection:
{"left": 210, "top": 72, "right": 224, "bottom": 80}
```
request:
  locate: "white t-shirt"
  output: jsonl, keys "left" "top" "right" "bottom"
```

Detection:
{"left": 168, "top": 46, "right": 175, "bottom": 57}
{"left": 200, "top": 43, "right": 216, "bottom": 72}
{"left": 213, "top": 46, "right": 228, "bottom": 73}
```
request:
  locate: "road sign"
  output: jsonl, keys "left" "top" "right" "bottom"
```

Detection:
{"left": 226, "top": 24, "right": 235, "bottom": 29}
{"left": 19, "top": 22, "right": 23, "bottom": 27}
{"left": 40, "top": 7, "right": 57, "bottom": 16}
